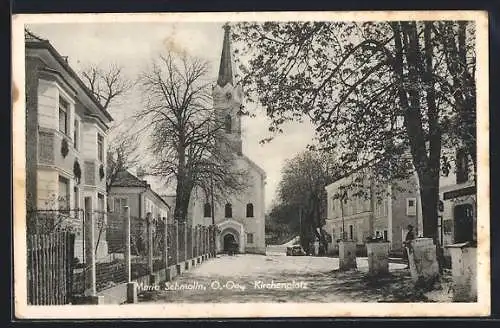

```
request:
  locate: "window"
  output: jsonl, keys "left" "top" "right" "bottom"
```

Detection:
{"left": 58, "top": 97, "right": 69, "bottom": 134}
{"left": 58, "top": 176, "right": 70, "bottom": 210}
{"left": 225, "top": 203, "right": 232, "bottom": 218}
{"left": 456, "top": 148, "right": 469, "bottom": 184}
{"left": 406, "top": 197, "right": 417, "bottom": 216}
{"left": 98, "top": 193, "right": 105, "bottom": 212}
{"left": 114, "top": 197, "right": 128, "bottom": 213}
{"left": 383, "top": 230, "right": 388, "bottom": 241}
{"left": 349, "top": 225, "right": 354, "bottom": 241}
{"left": 247, "top": 233, "right": 254, "bottom": 244}
{"left": 224, "top": 114, "right": 231, "bottom": 133}
{"left": 246, "top": 203, "right": 254, "bottom": 217}
{"left": 203, "top": 203, "right": 212, "bottom": 218}
{"left": 73, "top": 120, "right": 79, "bottom": 150}
{"left": 97, "top": 134, "right": 104, "bottom": 162}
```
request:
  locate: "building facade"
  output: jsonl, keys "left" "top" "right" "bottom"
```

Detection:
{"left": 189, "top": 24, "right": 267, "bottom": 255}
{"left": 438, "top": 145, "right": 476, "bottom": 253}
{"left": 25, "top": 30, "right": 114, "bottom": 260}
{"left": 324, "top": 166, "right": 421, "bottom": 255}
{"left": 25, "top": 30, "right": 113, "bottom": 219}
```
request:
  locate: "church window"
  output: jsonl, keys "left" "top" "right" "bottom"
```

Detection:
{"left": 224, "top": 114, "right": 231, "bottom": 133}
{"left": 225, "top": 203, "right": 232, "bottom": 218}
{"left": 246, "top": 203, "right": 254, "bottom": 217}
{"left": 203, "top": 203, "right": 211, "bottom": 218}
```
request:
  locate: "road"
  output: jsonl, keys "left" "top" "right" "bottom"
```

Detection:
{"left": 137, "top": 246, "right": 452, "bottom": 303}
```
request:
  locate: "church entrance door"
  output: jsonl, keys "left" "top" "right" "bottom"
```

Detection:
{"left": 223, "top": 233, "right": 238, "bottom": 254}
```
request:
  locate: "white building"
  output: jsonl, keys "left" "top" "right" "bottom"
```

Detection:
{"left": 188, "top": 24, "right": 267, "bottom": 254}
{"left": 324, "top": 163, "right": 422, "bottom": 255}
{"left": 25, "top": 30, "right": 113, "bottom": 258}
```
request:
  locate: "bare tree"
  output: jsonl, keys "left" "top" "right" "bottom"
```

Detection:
{"left": 137, "top": 51, "right": 248, "bottom": 223}
{"left": 106, "top": 133, "right": 140, "bottom": 192}
{"left": 79, "top": 63, "right": 138, "bottom": 192}
{"left": 81, "top": 63, "right": 134, "bottom": 110}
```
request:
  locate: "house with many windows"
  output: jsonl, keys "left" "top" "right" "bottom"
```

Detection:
{"left": 324, "top": 164, "right": 421, "bottom": 256}
{"left": 25, "top": 29, "right": 113, "bottom": 219}
{"left": 25, "top": 30, "right": 114, "bottom": 259}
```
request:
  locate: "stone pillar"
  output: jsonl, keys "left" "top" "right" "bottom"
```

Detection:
{"left": 406, "top": 238, "right": 439, "bottom": 287}
{"left": 446, "top": 243, "right": 477, "bottom": 302}
{"left": 366, "top": 241, "right": 390, "bottom": 276}
{"left": 339, "top": 240, "right": 357, "bottom": 271}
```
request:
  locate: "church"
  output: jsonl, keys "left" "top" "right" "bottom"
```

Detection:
{"left": 189, "top": 24, "right": 267, "bottom": 255}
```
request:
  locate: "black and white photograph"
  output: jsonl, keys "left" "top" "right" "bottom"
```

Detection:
{"left": 12, "top": 11, "right": 489, "bottom": 318}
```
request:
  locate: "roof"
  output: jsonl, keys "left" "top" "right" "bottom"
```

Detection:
{"left": 111, "top": 170, "right": 171, "bottom": 209}
{"left": 112, "top": 170, "right": 148, "bottom": 188}
{"left": 24, "top": 29, "right": 114, "bottom": 122}
{"left": 217, "top": 23, "right": 234, "bottom": 87}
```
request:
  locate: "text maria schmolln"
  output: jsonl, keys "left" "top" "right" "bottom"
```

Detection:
{"left": 137, "top": 280, "right": 308, "bottom": 292}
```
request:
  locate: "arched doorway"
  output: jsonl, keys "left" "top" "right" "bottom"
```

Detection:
{"left": 223, "top": 233, "right": 237, "bottom": 253}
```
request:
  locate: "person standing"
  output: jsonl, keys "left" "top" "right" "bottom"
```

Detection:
{"left": 403, "top": 224, "right": 416, "bottom": 268}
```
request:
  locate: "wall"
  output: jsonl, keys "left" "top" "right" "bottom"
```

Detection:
{"left": 189, "top": 156, "right": 266, "bottom": 254}
{"left": 25, "top": 56, "right": 42, "bottom": 211}
{"left": 390, "top": 177, "right": 420, "bottom": 252}
{"left": 108, "top": 187, "right": 142, "bottom": 218}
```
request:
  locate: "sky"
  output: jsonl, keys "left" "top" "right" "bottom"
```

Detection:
{"left": 27, "top": 22, "right": 316, "bottom": 211}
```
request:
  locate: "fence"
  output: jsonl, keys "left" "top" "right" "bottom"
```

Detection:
{"left": 26, "top": 209, "right": 84, "bottom": 305}
{"left": 27, "top": 208, "right": 216, "bottom": 304}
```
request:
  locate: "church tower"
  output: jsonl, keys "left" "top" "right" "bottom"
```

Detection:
{"left": 213, "top": 23, "right": 244, "bottom": 155}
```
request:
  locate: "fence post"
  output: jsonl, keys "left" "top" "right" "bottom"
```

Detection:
{"left": 184, "top": 221, "right": 188, "bottom": 261}
{"left": 195, "top": 226, "right": 199, "bottom": 258}
{"left": 84, "top": 210, "right": 96, "bottom": 297}
{"left": 123, "top": 206, "right": 137, "bottom": 303}
{"left": 147, "top": 212, "right": 154, "bottom": 276}
{"left": 163, "top": 217, "right": 168, "bottom": 267}
{"left": 175, "top": 221, "right": 179, "bottom": 265}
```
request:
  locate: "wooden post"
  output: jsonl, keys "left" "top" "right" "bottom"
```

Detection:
{"left": 147, "top": 212, "right": 153, "bottom": 274}
{"left": 124, "top": 206, "right": 131, "bottom": 282}
{"left": 84, "top": 208, "right": 96, "bottom": 296}
{"left": 163, "top": 217, "right": 168, "bottom": 267}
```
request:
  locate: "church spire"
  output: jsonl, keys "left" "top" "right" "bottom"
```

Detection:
{"left": 217, "top": 23, "right": 234, "bottom": 87}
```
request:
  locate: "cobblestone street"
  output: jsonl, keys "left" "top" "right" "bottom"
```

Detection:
{"left": 138, "top": 249, "right": 453, "bottom": 303}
